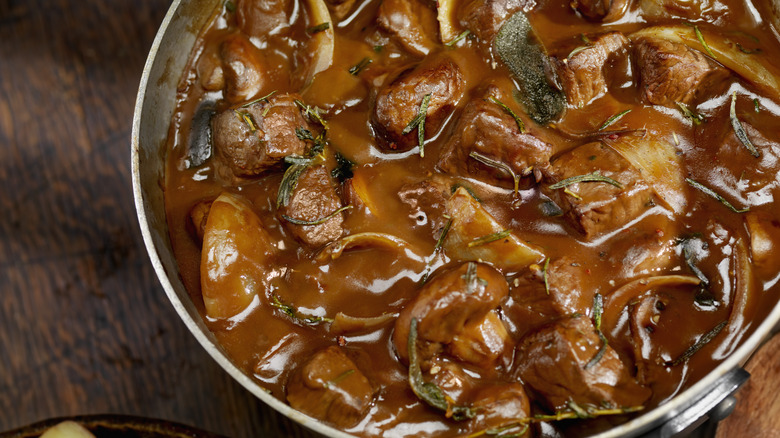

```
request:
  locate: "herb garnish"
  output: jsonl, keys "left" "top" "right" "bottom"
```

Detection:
{"left": 548, "top": 172, "right": 623, "bottom": 190}
{"left": 225, "top": 0, "right": 236, "bottom": 12}
{"left": 487, "top": 96, "right": 525, "bottom": 133}
{"left": 294, "top": 99, "right": 329, "bottom": 129}
{"left": 277, "top": 160, "right": 312, "bottom": 207}
{"left": 585, "top": 294, "right": 608, "bottom": 369}
{"left": 676, "top": 102, "right": 705, "bottom": 125}
{"left": 754, "top": 98, "right": 761, "bottom": 113}
{"left": 240, "top": 90, "right": 277, "bottom": 108}
{"left": 325, "top": 369, "right": 355, "bottom": 388}
{"left": 420, "top": 216, "right": 453, "bottom": 284}
{"left": 445, "top": 30, "right": 471, "bottom": 47}
{"left": 271, "top": 294, "right": 333, "bottom": 324}
{"left": 598, "top": 109, "right": 631, "bottom": 131}
{"left": 735, "top": 42, "right": 761, "bottom": 54}
{"left": 295, "top": 127, "right": 314, "bottom": 141}
{"left": 282, "top": 205, "right": 353, "bottom": 226}
{"left": 402, "top": 93, "right": 432, "bottom": 157}
{"left": 685, "top": 178, "right": 749, "bottom": 213}
{"left": 463, "top": 262, "right": 488, "bottom": 295}
{"left": 678, "top": 235, "right": 709, "bottom": 286}
{"left": 666, "top": 320, "right": 727, "bottom": 366}
{"left": 235, "top": 110, "right": 259, "bottom": 132}
{"left": 542, "top": 257, "right": 550, "bottom": 295}
{"left": 331, "top": 151, "right": 355, "bottom": 182}
{"left": 469, "top": 151, "right": 520, "bottom": 194}
{"left": 407, "top": 317, "right": 476, "bottom": 420}
{"left": 348, "top": 57, "right": 372, "bottom": 75}
{"left": 566, "top": 45, "right": 591, "bottom": 60}
{"left": 307, "top": 22, "right": 330, "bottom": 35}
{"left": 730, "top": 91, "right": 760, "bottom": 158}
{"left": 467, "top": 229, "right": 512, "bottom": 247}
{"left": 694, "top": 25, "right": 716, "bottom": 59}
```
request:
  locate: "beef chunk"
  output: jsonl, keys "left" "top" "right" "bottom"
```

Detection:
{"left": 219, "top": 33, "right": 267, "bottom": 104}
{"left": 372, "top": 56, "right": 465, "bottom": 152}
{"left": 503, "top": 256, "right": 594, "bottom": 340}
{"left": 460, "top": 0, "right": 533, "bottom": 45}
{"left": 633, "top": 35, "right": 728, "bottom": 106}
{"left": 468, "top": 383, "right": 531, "bottom": 435}
{"left": 571, "top": 0, "right": 628, "bottom": 21}
{"left": 542, "top": 141, "right": 656, "bottom": 239}
{"left": 397, "top": 175, "right": 452, "bottom": 235}
{"left": 513, "top": 315, "right": 651, "bottom": 411}
{"left": 286, "top": 346, "right": 373, "bottom": 428}
{"left": 438, "top": 84, "right": 553, "bottom": 186}
{"left": 212, "top": 93, "right": 309, "bottom": 177}
{"left": 236, "top": 0, "right": 292, "bottom": 39}
{"left": 377, "top": 0, "right": 438, "bottom": 57}
{"left": 553, "top": 32, "right": 630, "bottom": 108}
{"left": 393, "top": 262, "right": 509, "bottom": 364}
{"left": 280, "top": 165, "right": 345, "bottom": 248}
{"left": 447, "top": 310, "right": 511, "bottom": 368}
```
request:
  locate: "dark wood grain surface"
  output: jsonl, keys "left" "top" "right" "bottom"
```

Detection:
{"left": 0, "top": 0, "right": 778, "bottom": 437}
{"left": 0, "top": 1, "right": 316, "bottom": 436}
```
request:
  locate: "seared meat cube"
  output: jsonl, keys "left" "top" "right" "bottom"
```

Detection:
{"left": 286, "top": 346, "right": 373, "bottom": 428}
{"left": 513, "top": 315, "right": 651, "bottom": 411}
{"left": 280, "top": 165, "right": 345, "bottom": 248}
{"left": 397, "top": 175, "right": 452, "bottom": 235}
{"left": 503, "top": 256, "right": 593, "bottom": 339}
{"left": 236, "top": 0, "right": 292, "bottom": 38}
{"left": 542, "top": 141, "right": 656, "bottom": 239}
{"left": 438, "top": 84, "right": 552, "bottom": 186}
{"left": 468, "top": 383, "right": 531, "bottom": 435}
{"left": 571, "top": 0, "right": 628, "bottom": 21}
{"left": 377, "top": 0, "right": 438, "bottom": 57}
{"left": 212, "top": 93, "right": 310, "bottom": 177}
{"left": 553, "top": 32, "right": 630, "bottom": 108}
{"left": 447, "top": 310, "right": 511, "bottom": 368}
{"left": 633, "top": 35, "right": 728, "bottom": 106}
{"left": 460, "top": 0, "right": 532, "bottom": 45}
{"left": 372, "top": 56, "right": 465, "bottom": 152}
{"left": 393, "top": 262, "right": 509, "bottom": 364}
{"left": 219, "top": 34, "right": 269, "bottom": 104}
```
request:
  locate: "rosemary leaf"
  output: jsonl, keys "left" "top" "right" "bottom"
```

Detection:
{"left": 348, "top": 57, "right": 372, "bottom": 76}
{"left": 676, "top": 102, "right": 705, "bottom": 125}
{"left": 295, "top": 127, "right": 314, "bottom": 141}
{"left": 585, "top": 294, "right": 608, "bottom": 369}
{"left": 730, "top": 92, "right": 760, "bottom": 158}
{"left": 445, "top": 30, "right": 471, "bottom": 47}
{"left": 468, "top": 229, "right": 512, "bottom": 247}
{"left": 294, "top": 99, "right": 329, "bottom": 129}
{"left": 678, "top": 236, "right": 709, "bottom": 286}
{"left": 548, "top": 172, "right": 623, "bottom": 190}
{"left": 307, "top": 22, "right": 330, "bottom": 34}
{"left": 277, "top": 162, "right": 310, "bottom": 207}
{"left": 666, "top": 320, "right": 727, "bottom": 366}
{"left": 325, "top": 369, "right": 355, "bottom": 388}
{"left": 331, "top": 151, "right": 355, "bottom": 182}
{"left": 567, "top": 45, "right": 591, "bottom": 60}
{"left": 282, "top": 205, "right": 353, "bottom": 226}
{"left": 469, "top": 151, "right": 520, "bottom": 194}
{"left": 271, "top": 294, "right": 333, "bottom": 324}
{"left": 462, "top": 262, "right": 488, "bottom": 295}
{"left": 735, "top": 42, "right": 761, "bottom": 54}
{"left": 400, "top": 94, "right": 432, "bottom": 157}
{"left": 694, "top": 25, "right": 716, "bottom": 59}
{"left": 225, "top": 0, "right": 236, "bottom": 12}
{"left": 420, "top": 216, "right": 453, "bottom": 284}
{"left": 754, "top": 98, "right": 761, "bottom": 113}
{"left": 542, "top": 257, "right": 550, "bottom": 295}
{"left": 685, "top": 178, "right": 749, "bottom": 213}
{"left": 240, "top": 90, "right": 277, "bottom": 108}
{"left": 598, "top": 109, "right": 631, "bottom": 131}
{"left": 487, "top": 96, "right": 525, "bottom": 133}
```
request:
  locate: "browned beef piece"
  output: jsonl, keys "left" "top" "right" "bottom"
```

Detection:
{"left": 372, "top": 56, "right": 465, "bottom": 152}
{"left": 553, "top": 32, "right": 630, "bottom": 108}
{"left": 236, "top": 0, "right": 292, "bottom": 39}
{"left": 468, "top": 383, "right": 531, "bottom": 435}
{"left": 286, "top": 346, "right": 373, "bottom": 428}
{"left": 188, "top": 200, "right": 213, "bottom": 243}
{"left": 397, "top": 175, "right": 452, "bottom": 235}
{"left": 513, "top": 315, "right": 651, "bottom": 411}
{"left": 280, "top": 165, "right": 345, "bottom": 248}
{"left": 219, "top": 33, "right": 267, "bottom": 104}
{"left": 438, "top": 84, "right": 552, "bottom": 186}
{"left": 377, "top": 0, "right": 438, "bottom": 57}
{"left": 571, "top": 0, "right": 628, "bottom": 21}
{"left": 503, "top": 256, "right": 594, "bottom": 340}
{"left": 393, "top": 262, "right": 509, "bottom": 364}
{"left": 212, "top": 93, "right": 309, "bottom": 177}
{"left": 459, "top": 0, "right": 532, "bottom": 45}
{"left": 633, "top": 35, "right": 728, "bottom": 106}
{"left": 542, "top": 141, "right": 656, "bottom": 239}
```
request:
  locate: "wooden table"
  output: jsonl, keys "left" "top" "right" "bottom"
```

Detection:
{"left": 0, "top": 0, "right": 776, "bottom": 437}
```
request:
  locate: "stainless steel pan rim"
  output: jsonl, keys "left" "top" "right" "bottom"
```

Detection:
{"left": 131, "top": 0, "right": 780, "bottom": 436}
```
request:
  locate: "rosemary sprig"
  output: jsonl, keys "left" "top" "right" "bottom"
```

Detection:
{"left": 445, "top": 30, "right": 471, "bottom": 47}
{"left": 402, "top": 94, "right": 432, "bottom": 157}
{"left": 585, "top": 294, "right": 608, "bottom": 369}
{"left": 666, "top": 320, "right": 727, "bottom": 366}
{"left": 468, "top": 229, "right": 512, "bottom": 247}
{"left": 676, "top": 102, "right": 705, "bottom": 125}
{"left": 735, "top": 42, "right": 761, "bottom": 54}
{"left": 694, "top": 25, "right": 716, "bottom": 59}
{"left": 282, "top": 205, "right": 353, "bottom": 226}
{"left": 348, "top": 57, "right": 372, "bottom": 76}
{"left": 542, "top": 257, "right": 550, "bottom": 295}
{"left": 730, "top": 92, "right": 760, "bottom": 158}
{"left": 407, "top": 317, "right": 476, "bottom": 420}
{"left": 271, "top": 294, "right": 333, "bottom": 324}
{"left": 294, "top": 99, "right": 329, "bottom": 129}
{"left": 463, "top": 262, "right": 488, "bottom": 295}
{"left": 685, "top": 178, "right": 749, "bottom": 213}
{"left": 567, "top": 45, "right": 591, "bottom": 60}
{"left": 325, "top": 369, "right": 355, "bottom": 388}
{"left": 678, "top": 235, "right": 709, "bottom": 286}
{"left": 548, "top": 172, "right": 623, "bottom": 190}
{"left": 234, "top": 110, "right": 259, "bottom": 132}
{"left": 598, "top": 109, "right": 631, "bottom": 131}
{"left": 295, "top": 127, "right": 314, "bottom": 141}
{"left": 307, "top": 22, "right": 330, "bottom": 34}
{"left": 469, "top": 151, "right": 520, "bottom": 194}
{"left": 240, "top": 90, "right": 277, "bottom": 108}
{"left": 487, "top": 96, "right": 525, "bottom": 133}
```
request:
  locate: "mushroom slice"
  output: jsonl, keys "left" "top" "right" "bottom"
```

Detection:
{"left": 316, "top": 232, "right": 422, "bottom": 262}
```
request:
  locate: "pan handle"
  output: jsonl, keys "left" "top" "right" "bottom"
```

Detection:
{"left": 638, "top": 367, "right": 750, "bottom": 438}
